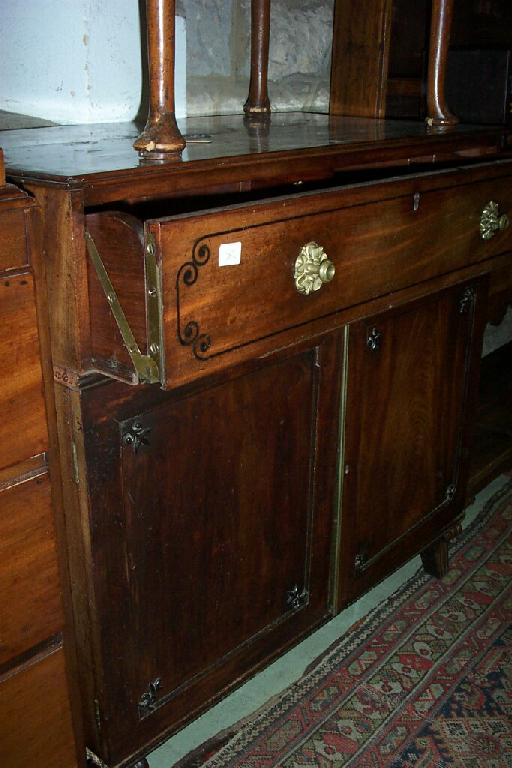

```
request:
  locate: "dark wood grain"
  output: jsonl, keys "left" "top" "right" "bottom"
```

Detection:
{"left": 338, "top": 278, "right": 486, "bottom": 606}
{"left": 72, "top": 334, "right": 341, "bottom": 764}
{"left": 330, "top": 0, "right": 393, "bottom": 118}
{"left": 244, "top": 0, "right": 271, "bottom": 116}
{"left": 0, "top": 647, "right": 77, "bottom": 768}
{"left": 133, "top": 0, "right": 186, "bottom": 159}
{"left": 426, "top": 0, "right": 458, "bottom": 126}
{"left": 0, "top": 472, "right": 63, "bottom": 667}
{"left": 331, "top": 0, "right": 431, "bottom": 120}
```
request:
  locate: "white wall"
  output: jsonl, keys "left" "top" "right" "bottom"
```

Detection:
{"left": 0, "top": 0, "right": 186, "bottom": 123}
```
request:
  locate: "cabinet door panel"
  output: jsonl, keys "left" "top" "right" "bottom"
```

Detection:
{"left": 339, "top": 280, "right": 484, "bottom": 605}
{"left": 82, "top": 335, "right": 341, "bottom": 762}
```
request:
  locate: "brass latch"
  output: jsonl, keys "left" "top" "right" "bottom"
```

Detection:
{"left": 85, "top": 231, "right": 161, "bottom": 385}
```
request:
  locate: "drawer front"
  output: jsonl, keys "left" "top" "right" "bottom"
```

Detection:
{"left": 0, "top": 647, "right": 77, "bottom": 768}
{"left": 0, "top": 207, "right": 29, "bottom": 273}
{"left": 0, "top": 272, "right": 48, "bottom": 470}
{"left": 0, "top": 472, "right": 63, "bottom": 666}
{"left": 148, "top": 169, "right": 512, "bottom": 387}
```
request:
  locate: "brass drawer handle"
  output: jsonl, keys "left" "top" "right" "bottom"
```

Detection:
{"left": 480, "top": 201, "right": 509, "bottom": 240}
{"left": 294, "top": 242, "right": 335, "bottom": 295}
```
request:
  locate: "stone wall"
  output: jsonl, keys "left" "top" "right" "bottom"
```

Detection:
{"left": 178, "top": 0, "right": 335, "bottom": 116}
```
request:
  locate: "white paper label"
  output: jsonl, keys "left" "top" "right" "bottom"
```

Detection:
{"left": 219, "top": 241, "right": 242, "bottom": 267}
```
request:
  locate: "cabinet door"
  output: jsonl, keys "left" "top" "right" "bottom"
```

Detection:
{"left": 338, "top": 279, "right": 485, "bottom": 606}
{"left": 82, "top": 333, "right": 342, "bottom": 764}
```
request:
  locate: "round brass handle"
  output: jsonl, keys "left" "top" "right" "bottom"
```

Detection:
{"left": 293, "top": 242, "right": 335, "bottom": 295}
{"left": 480, "top": 201, "right": 509, "bottom": 240}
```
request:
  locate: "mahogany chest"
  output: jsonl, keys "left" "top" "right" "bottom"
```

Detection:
{"left": 2, "top": 114, "right": 511, "bottom": 767}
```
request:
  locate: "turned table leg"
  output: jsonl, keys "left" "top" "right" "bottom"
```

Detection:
{"left": 244, "top": 0, "right": 271, "bottom": 117}
{"left": 134, "top": 0, "right": 186, "bottom": 160}
{"left": 426, "top": 0, "right": 458, "bottom": 127}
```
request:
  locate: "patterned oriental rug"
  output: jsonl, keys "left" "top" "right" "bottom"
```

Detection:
{"left": 179, "top": 479, "right": 512, "bottom": 767}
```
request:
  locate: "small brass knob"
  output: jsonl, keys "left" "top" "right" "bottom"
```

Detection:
{"left": 294, "top": 242, "right": 335, "bottom": 295}
{"left": 480, "top": 201, "right": 509, "bottom": 240}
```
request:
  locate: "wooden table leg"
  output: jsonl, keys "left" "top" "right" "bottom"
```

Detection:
{"left": 244, "top": 0, "right": 271, "bottom": 117}
{"left": 426, "top": 0, "right": 458, "bottom": 127}
{"left": 134, "top": 0, "right": 186, "bottom": 160}
{"left": 421, "top": 538, "right": 449, "bottom": 578}
{"left": 421, "top": 518, "right": 463, "bottom": 578}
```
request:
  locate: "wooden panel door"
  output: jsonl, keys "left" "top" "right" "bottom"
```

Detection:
{"left": 338, "top": 278, "right": 486, "bottom": 606}
{"left": 81, "top": 333, "right": 342, "bottom": 764}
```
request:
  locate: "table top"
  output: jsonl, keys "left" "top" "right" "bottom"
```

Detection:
{"left": 0, "top": 112, "right": 507, "bottom": 205}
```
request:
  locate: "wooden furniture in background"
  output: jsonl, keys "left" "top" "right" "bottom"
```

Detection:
{"left": 330, "top": 0, "right": 439, "bottom": 120}
{"left": 331, "top": 0, "right": 512, "bottom": 123}
{"left": 330, "top": 0, "right": 396, "bottom": 118}
{"left": 0, "top": 153, "right": 79, "bottom": 768}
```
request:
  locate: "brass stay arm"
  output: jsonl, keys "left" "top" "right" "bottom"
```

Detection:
{"left": 85, "top": 231, "right": 160, "bottom": 385}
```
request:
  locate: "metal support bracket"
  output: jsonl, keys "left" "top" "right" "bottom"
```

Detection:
{"left": 85, "top": 231, "right": 160, "bottom": 385}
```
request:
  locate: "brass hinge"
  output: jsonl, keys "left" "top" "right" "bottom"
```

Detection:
{"left": 85, "top": 230, "right": 161, "bottom": 385}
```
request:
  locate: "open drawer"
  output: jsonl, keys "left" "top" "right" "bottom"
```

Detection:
{"left": 85, "top": 161, "right": 512, "bottom": 389}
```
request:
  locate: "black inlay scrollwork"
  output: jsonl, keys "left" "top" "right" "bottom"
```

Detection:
{"left": 176, "top": 241, "right": 213, "bottom": 359}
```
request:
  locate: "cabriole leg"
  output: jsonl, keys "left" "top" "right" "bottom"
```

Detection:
{"left": 426, "top": 0, "right": 458, "bottom": 126}
{"left": 134, "top": 0, "right": 186, "bottom": 160}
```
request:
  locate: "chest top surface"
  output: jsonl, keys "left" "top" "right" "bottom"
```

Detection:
{"left": 0, "top": 113, "right": 506, "bottom": 178}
